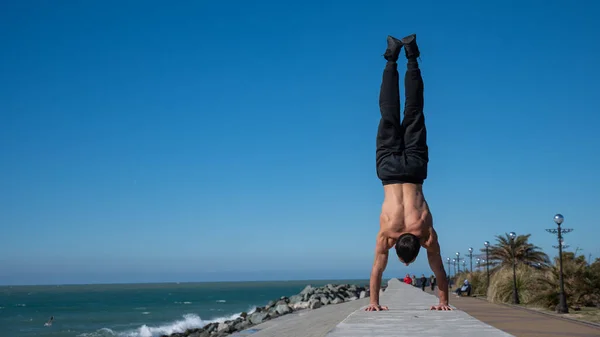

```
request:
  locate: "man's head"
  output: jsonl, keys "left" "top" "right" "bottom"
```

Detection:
{"left": 395, "top": 233, "right": 421, "bottom": 266}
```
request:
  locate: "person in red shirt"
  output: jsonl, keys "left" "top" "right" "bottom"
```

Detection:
{"left": 403, "top": 274, "right": 412, "bottom": 285}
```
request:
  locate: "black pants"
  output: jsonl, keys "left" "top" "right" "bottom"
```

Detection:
{"left": 376, "top": 60, "right": 428, "bottom": 185}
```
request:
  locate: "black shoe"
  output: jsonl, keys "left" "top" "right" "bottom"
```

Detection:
{"left": 383, "top": 35, "right": 403, "bottom": 62}
{"left": 400, "top": 33, "right": 420, "bottom": 59}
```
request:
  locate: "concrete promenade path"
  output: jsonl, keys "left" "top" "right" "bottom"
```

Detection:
{"left": 325, "top": 278, "right": 513, "bottom": 336}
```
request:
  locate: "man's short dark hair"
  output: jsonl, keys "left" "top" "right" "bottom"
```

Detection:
{"left": 395, "top": 233, "right": 421, "bottom": 264}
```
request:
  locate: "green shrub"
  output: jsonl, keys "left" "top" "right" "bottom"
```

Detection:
{"left": 532, "top": 254, "right": 600, "bottom": 309}
{"left": 487, "top": 264, "right": 544, "bottom": 304}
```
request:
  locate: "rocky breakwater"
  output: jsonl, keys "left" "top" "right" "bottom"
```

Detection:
{"left": 161, "top": 283, "right": 374, "bottom": 337}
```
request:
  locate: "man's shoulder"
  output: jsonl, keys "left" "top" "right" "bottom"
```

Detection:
{"left": 421, "top": 227, "right": 439, "bottom": 252}
{"left": 375, "top": 231, "right": 395, "bottom": 253}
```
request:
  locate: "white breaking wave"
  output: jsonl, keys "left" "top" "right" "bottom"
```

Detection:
{"left": 122, "top": 314, "right": 203, "bottom": 337}
{"left": 78, "top": 328, "right": 117, "bottom": 337}
{"left": 80, "top": 307, "right": 257, "bottom": 337}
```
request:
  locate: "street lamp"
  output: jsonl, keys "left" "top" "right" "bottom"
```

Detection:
{"left": 462, "top": 260, "right": 467, "bottom": 273}
{"left": 476, "top": 258, "right": 481, "bottom": 270}
{"left": 546, "top": 213, "right": 573, "bottom": 314}
{"left": 508, "top": 231, "right": 520, "bottom": 304}
{"left": 553, "top": 238, "right": 570, "bottom": 250}
{"left": 484, "top": 241, "right": 490, "bottom": 292}
{"left": 468, "top": 247, "right": 474, "bottom": 273}
{"left": 446, "top": 257, "right": 452, "bottom": 280}
{"left": 456, "top": 252, "right": 461, "bottom": 273}
{"left": 452, "top": 258, "right": 457, "bottom": 275}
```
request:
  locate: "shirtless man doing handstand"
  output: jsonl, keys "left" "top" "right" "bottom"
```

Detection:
{"left": 366, "top": 34, "right": 451, "bottom": 312}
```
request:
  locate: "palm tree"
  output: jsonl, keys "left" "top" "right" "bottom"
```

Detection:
{"left": 480, "top": 233, "right": 550, "bottom": 272}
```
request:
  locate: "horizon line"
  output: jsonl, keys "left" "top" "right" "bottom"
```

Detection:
{"left": 0, "top": 277, "right": 379, "bottom": 288}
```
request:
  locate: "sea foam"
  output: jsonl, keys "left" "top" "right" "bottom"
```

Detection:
{"left": 80, "top": 307, "right": 257, "bottom": 337}
{"left": 78, "top": 328, "right": 117, "bottom": 337}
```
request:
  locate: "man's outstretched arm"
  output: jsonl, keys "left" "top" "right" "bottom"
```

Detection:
{"left": 426, "top": 229, "right": 452, "bottom": 310}
{"left": 366, "top": 235, "right": 389, "bottom": 311}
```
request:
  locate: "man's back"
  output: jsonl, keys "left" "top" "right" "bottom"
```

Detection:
{"left": 380, "top": 184, "right": 432, "bottom": 245}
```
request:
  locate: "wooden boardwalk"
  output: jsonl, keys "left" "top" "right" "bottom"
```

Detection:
{"left": 449, "top": 294, "right": 600, "bottom": 337}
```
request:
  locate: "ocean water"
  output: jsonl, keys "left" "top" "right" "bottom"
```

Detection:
{"left": 0, "top": 279, "right": 369, "bottom": 337}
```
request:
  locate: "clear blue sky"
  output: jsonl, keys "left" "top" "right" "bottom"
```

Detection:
{"left": 1, "top": 0, "right": 599, "bottom": 285}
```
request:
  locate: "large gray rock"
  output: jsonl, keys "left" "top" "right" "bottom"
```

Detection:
{"left": 300, "top": 285, "right": 315, "bottom": 295}
{"left": 309, "top": 298, "right": 322, "bottom": 310}
{"left": 330, "top": 297, "right": 344, "bottom": 305}
{"left": 345, "top": 290, "right": 356, "bottom": 298}
{"left": 233, "top": 319, "right": 250, "bottom": 331}
{"left": 217, "top": 322, "right": 230, "bottom": 332}
{"left": 288, "top": 294, "right": 303, "bottom": 304}
{"left": 291, "top": 301, "right": 309, "bottom": 310}
{"left": 267, "top": 306, "right": 279, "bottom": 319}
{"left": 204, "top": 323, "right": 217, "bottom": 333}
{"left": 275, "top": 303, "right": 292, "bottom": 315}
{"left": 249, "top": 311, "right": 268, "bottom": 325}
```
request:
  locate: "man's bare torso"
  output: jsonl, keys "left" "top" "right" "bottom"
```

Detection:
{"left": 378, "top": 183, "right": 434, "bottom": 251}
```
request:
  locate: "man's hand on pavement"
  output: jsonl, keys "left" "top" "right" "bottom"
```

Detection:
{"left": 365, "top": 304, "right": 389, "bottom": 311}
{"left": 430, "top": 303, "right": 453, "bottom": 311}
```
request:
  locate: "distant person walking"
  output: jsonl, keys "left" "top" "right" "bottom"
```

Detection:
{"left": 420, "top": 274, "right": 427, "bottom": 291}
{"left": 411, "top": 275, "right": 417, "bottom": 286}
{"left": 403, "top": 274, "right": 412, "bottom": 284}
{"left": 430, "top": 275, "right": 436, "bottom": 291}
